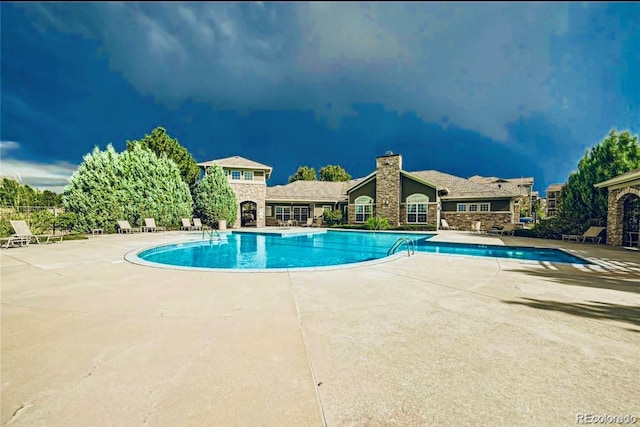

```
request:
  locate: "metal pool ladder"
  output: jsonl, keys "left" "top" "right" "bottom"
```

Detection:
{"left": 202, "top": 228, "right": 222, "bottom": 243}
{"left": 387, "top": 237, "right": 415, "bottom": 257}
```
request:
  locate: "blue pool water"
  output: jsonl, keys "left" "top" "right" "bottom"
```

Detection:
{"left": 137, "top": 231, "right": 431, "bottom": 269}
{"left": 133, "top": 230, "right": 591, "bottom": 270}
{"left": 414, "top": 240, "right": 591, "bottom": 264}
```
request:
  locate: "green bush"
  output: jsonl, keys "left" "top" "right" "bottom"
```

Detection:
{"left": 193, "top": 165, "right": 238, "bottom": 228}
{"left": 323, "top": 209, "right": 344, "bottom": 226}
{"left": 366, "top": 216, "right": 390, "bottom": 230}
{"left": 62, "top": 144, "right": 193, "bottom": 233}
{"left": 62, "top": 232, "right": 89, "bottom": 241}
{"left": 532, "top": 216, "right": 584, "bottom": 240}
{"left": 54, "top": 212, "right": 77, "bottom": 232}
{"left": 513, "top": 228, "right": 538, "bottom": 238}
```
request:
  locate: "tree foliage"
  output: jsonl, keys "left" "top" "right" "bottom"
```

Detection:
{"left": 193, "top": 164, "right": 238, "bottom": 227}
{"left": 0, "top": 178, "right": 62, "bottom": 207}
{"left": 127, "top": 127, "right": 201, "bottom": 189}
{"left": 560, "top": 130, "right": 640, "bottom": 228}
{"left": 288, "top": 166, "right": 317, "bottom": 183}
{"left": 319, "top": 164, "right": 352, "bottom": 182}
{"left": 61, "top": 144, "right": 193, "bottom": 233}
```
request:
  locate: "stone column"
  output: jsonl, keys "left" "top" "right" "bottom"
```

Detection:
{"left": 375, "top": 154, "right": 402, "bottom": 227}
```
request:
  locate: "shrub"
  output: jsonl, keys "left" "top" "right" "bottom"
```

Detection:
{"left": 54, "top": 212, "right": 77, "bottom": 233}
{"left": 513, "top": 228, "right": 538, "bottom": 238}
{"left": 366, "top": 216, "right": 390, "bottom": 230}
{"left": 532, "top": 216, "right": 583, "bottom": 240}
{"left": 323, "top": 209, "right": 344, "bottom": 226}
{"left": 62, "top": 144, "right": 193, "bottom": 233}
{"left": 193, "top": 165, "right": 238, "bottom": 228}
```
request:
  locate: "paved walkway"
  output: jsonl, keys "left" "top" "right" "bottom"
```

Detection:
{"left": 2, "top": 230, "right": 638, "bottom": 426}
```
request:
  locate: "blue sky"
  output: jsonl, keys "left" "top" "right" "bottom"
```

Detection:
{"left": 1, "top": 2, "right": 639, "bottom": 195}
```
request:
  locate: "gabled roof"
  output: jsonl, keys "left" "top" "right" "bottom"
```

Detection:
{"left": 197, "top": 156, "right": 273, "bottom": 178}
{"left": 410, "top": 170, "right": 520, "bottom": 199}
{"left": 594, "top": 168, "right": 640, "bottom": 188}
{"left": 266, "top": 180, "right": 358, "bottom": 202}
{"left": 546, "top": 183, "right": 565, "bottom": 192}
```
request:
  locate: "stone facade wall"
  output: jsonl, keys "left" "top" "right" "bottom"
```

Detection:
{"left": 375, "top": 154, "right": 401, "bottom": 227}
{"left": 606, "top": 186, "right": 640, "bottom": 246}
{"left": 441, "top": 212, "right": 513, "bottom": 231}
{"left": 229, "top": 182, "right": 266, "bottom": 228}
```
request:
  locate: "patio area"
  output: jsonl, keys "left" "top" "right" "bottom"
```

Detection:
{"left": 2, "top": 230, "right": 639, "bottom": 426}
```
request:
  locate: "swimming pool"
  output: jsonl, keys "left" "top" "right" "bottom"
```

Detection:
{"left": 128, "top": 230, "right": 591, "bottom": 270}
{"left": 133, "top": 230, "right": 432, "bottom": 270}
{"left": 414, "top": 240, "right": 591, "bottom": 264}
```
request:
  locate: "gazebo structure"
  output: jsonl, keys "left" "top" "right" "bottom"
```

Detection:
{"left": 594, "top": 169, "right": 640, "bottom": 247}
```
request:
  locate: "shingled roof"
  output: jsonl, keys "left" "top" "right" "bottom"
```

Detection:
{"left": 408, "top": 170, "right": 520, "bottom": 199}
{"left": 197, "top": 156, "right": 273, "bottom": 178}
{"left": 265, "top": 170, "right": 518, "bottom": 202}
{"left": 266, "top": 180, "right": 360, "bottom": 202}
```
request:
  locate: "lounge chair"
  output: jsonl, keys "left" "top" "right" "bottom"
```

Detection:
{"left": 562, "top": 226, "right": 605, "bottom": 244}
{"left": 313, "top": 217, "right": 323, "bottom": 228}
{"left": 143, "top": 218, "right": 166, "bottom": 233}
{"left": 488, "top": 223, "right": 516, "bottom": 236}
{"left": 1, "top": 234, "right": 31, "bottom": 248}
{"left": 9, "top": 220, "right": 63, "bottom": 244}
{"left": 480, "top": 221, "right": 495, "bottom": 234}
{"left": 302, "top": 218, "right": 314, "bottom": 227}
{"left": 192, "top": 218, "right": 203, "bottom": 231}
{"left": 117, "top": 220, "right": 140, "bottom": 234}
{"left": 440, "top": 219, "right": 458, "bottom": 230}
{"left": 181, "top": 218, "right": 194, "bottom": 231}
{"left": 470, "top": 221, "right": 482, "bottom": 234}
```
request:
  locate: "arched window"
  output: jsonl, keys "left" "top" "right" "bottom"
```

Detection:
{"left": 355, "top": 196, "right": 374, "bottom": 223}
{"left": 406, "top": 193, "right": 428, "bottom": 223}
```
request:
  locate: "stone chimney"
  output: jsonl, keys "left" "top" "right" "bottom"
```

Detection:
{"left": 375, "top": 152, "right": 402, "bottom": 226}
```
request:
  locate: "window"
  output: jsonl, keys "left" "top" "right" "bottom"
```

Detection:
{"left": 244, "top": 171, "right": 254, "bottom": 181}
{"left": 469, "top": 204, "right": 478, "bottom": 212}
{"left": 293, "top": 207, "right": 309, "bottom": 222}
{"left": 480, "top": 203, "right": 490, "bottom": 212}
{"left": 275, "top": 206, "right": 291, "bottom": 221}
{"left": 457, "top": 204, "right": 467, "bottom": 212}
{"left": 231, "top": 170, "right": 241, "bottom": 180}
{"left": 406, "top": 194, "right": 428, "bottom": 223}
{"left": 266, "top": 206, "right": 272, "bottom": 217}
{"left": 322, "top": 205, "right": 332, "bottom": 212}
{"left": 355, "top": 196, "right": 374, "bottom": 223}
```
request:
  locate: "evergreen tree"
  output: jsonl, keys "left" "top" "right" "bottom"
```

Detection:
{"left": 193, "top": 164, "right": 238, "bottom": 227}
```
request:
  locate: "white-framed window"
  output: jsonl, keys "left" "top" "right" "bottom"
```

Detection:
{"left": 480, "top": 203, "right": 490, "bottom": 212}
{"left": 293, "top": 207, "right": 309, "bottom": 222}
{"left": 469, "top": 204, "right": 478, "bottom": 212}
{"left": 354, "top": 196, "right": 374, "bottom": 223}
{"left": 457, "top": 204, "right": 467, "bottom": 212}
{"left": 266, "top": 206, "right": 273, "bottom": 217}
{"left": 406, "top": 193, "right": 428, "bottom": 223}
{"left": 322, "top": 205, "right": 332, "bottom": 212}
{"left": 231, "top": 170, "right": 241, "bottom": 180}
{"left": 244, "top": 171, "right": 254, "bottom": 181}
{"left": 275, "top": 206, "right": 291, "bottom": 221}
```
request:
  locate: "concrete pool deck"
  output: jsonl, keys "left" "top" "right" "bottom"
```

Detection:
{"left": 1, "top": 229, "right": 639, "bottom": 426}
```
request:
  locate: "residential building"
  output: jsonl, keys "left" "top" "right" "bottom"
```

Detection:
{"left": 469, "top": 175, "right": 536, "bottom": 218}
{"left": 198, "top": 152, "right": 523, "bottom": 230}
{"left": 546, "top": 184, "right": 565, "bottom": 217}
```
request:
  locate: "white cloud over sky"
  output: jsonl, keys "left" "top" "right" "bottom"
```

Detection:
{"left": 19, "top": 2, "right": 584, "bottom": 141}
{"left": 1, "top": 141, "right": 76, "bottom": 193}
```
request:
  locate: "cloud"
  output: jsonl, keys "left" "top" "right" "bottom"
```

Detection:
{"left": 15, "top": 2, "right": 583, "bottom": 140}
{"left": 0, "top": 157, "right": 76, "bottom": 194}
{"left": 0, "top": 140, "right": 20, "bottom": 155}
